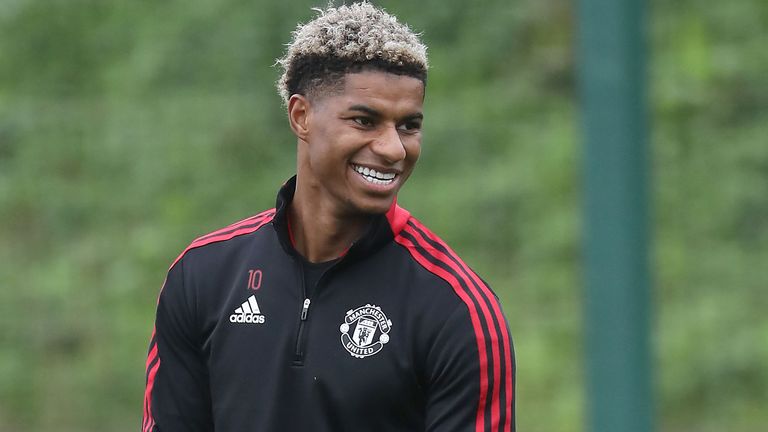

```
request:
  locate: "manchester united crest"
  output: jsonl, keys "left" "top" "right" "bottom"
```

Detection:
{"left": 339, "top": 304, "right": 392, "bottom": 358}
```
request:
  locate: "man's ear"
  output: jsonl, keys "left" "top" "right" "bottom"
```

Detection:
{"left": 287, "top": 94, "right": 311, "bottom": 141}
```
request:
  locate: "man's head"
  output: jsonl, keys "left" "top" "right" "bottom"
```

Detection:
{"left": 278, "top": 3, "right": 429, "bottom": 217}
{"left": 276, "top": 2, "right": 428, "bottom": 105}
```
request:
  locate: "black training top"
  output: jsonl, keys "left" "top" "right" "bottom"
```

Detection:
{"left": 142, "top": 176, "right": 515, "bottom": 432}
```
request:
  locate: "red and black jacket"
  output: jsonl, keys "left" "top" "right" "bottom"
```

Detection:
{"left": 142, "top": 176, "right": 515, "bottom": 432}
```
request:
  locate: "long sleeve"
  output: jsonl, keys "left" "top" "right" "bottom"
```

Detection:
{"left": 424, "top": 300, "right": 515, "bottom": 432}
{"left": 142, "top": 258, "right": 213, "bottom": 432}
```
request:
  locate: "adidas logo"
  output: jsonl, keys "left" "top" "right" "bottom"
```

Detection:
{"left": 229, "top": 295, "right": 266, "bottom": 324}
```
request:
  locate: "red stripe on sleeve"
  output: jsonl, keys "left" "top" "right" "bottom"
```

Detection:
{"left": 144, "top": 357, "right": 161, "bottom": 432}
{"left": 409, "top": 219, "right": 514, "bottom": 432}
{"left": 402, "top": 224, "right": 503, "bottom": 431}
{"left": 394, "top": 233, "right": 489, "bottom": 432}
{"left": 193, "top": 209, "right": 275, "bottom": 243}
{"left": 145, "top": 342, "right": 158, "bottom": 376}
{"left": 143, "top": 331, "right": 159, "bottom": 432}
{"left": 167, "top": 212, "right": 276, "bottom": 273}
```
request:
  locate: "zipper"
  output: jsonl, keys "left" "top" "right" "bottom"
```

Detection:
{"left": 292, "top": 259, "right": 338, "bottom": 366}
{"left": 293, "top": 297, "right": 311, "bottom": 365}
{"left": 300, "top": 298, "right": 311, "bottom": 320}
{"left": 293, "top": 260, "right": 310, "bottom": 365}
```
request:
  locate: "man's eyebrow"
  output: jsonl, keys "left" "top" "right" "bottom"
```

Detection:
{"left": 347, "top": 104, "right": 423, "bottom": 121}
{"left": 348, "top": 105, "right": 381, "bottom": 117}
{"left": 403, "top": 112, "right": 424, "bottom": 121}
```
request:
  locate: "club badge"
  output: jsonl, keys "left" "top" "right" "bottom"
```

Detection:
{"left": 339, "top": 304, "right": 392, "bottom": 358}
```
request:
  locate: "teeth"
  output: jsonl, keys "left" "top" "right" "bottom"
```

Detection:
{"left": 352, "top": 165, "right": 397, "bottom": 184}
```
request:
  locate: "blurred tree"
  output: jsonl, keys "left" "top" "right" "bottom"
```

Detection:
{"left": 0, "top": 0, "right": 765, "bottom": 431}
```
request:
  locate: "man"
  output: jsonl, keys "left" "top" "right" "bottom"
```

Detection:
{"left": 142, "top": 3, "right": 514, "bottom": 431}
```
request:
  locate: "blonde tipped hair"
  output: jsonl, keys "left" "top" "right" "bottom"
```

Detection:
{"left": 276, "top": 2, "right": 428, "bottom": 105}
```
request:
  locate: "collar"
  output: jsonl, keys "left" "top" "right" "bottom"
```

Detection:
{"left": 272, "top": 175, "right": 410, "bottom": 262}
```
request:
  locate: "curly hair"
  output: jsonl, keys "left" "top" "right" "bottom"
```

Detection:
{"left": 275, "top": 2, "right": 428, "bottom": 105}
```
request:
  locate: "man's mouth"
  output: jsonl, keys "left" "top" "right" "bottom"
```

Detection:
{"left": 351, "top": 164, "right": 397, "bottom": 185}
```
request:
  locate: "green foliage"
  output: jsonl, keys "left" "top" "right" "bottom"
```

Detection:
{"left": 0, "top": 0, "right": 765, "bottom": 431}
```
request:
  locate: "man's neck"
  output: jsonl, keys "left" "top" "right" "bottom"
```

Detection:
{"left": 289, "top": 186, "right": 370, "bottom": 263}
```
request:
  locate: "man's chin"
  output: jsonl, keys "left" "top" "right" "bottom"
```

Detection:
{"left": 347, "top": 196, "right": 396, "bottom": 216}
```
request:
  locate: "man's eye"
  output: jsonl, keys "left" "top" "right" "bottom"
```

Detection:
{"left": 398, "top": 121, "right": 422, "bottom": 132}
{"left": 353, "top": 117, "right": 374, "bottom": 127}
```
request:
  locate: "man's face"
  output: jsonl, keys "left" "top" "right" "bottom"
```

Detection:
{"left": 298, "top": 71, "right": 424, "bottom": 217}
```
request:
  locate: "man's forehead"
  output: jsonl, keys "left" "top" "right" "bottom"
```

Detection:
{"left": 335, "top": 71, "right": 425, "bottom": 112}
{"left": 342, "top": 71, "right": 424, "bottom": 90}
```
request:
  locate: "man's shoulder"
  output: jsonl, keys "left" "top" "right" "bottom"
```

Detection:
{"left": 394, "top": 215, "right": 476, "bottom": 275}
{"left": 394, "top": 215, "right": 510, "bottom": 367}
{"left": 168, "top": 208, "right": 276, "bottom": 270}
{"left": 394, "top": 214, "right": 495, "bottom": 298}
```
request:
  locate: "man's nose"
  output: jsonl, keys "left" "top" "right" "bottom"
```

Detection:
{"left": 372, "top": 124, "right": 406, "bottom": 163}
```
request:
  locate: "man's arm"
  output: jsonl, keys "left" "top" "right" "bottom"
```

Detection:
{"left": 142, "top": 259, "right": 213, "bottom": 432}
{"left": 424, "top": 301, "right": 515, "bottom": 432}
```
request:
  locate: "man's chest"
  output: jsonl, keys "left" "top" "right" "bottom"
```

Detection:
{"left": 194, "top": 256, "right": 429, "bottom": 424}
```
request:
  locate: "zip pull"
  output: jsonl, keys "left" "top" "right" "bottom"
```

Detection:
{"left": 300, "top": 298, "right": 311, "bottom": 321}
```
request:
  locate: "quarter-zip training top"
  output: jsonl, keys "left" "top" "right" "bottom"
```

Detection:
{"left": 142, "top": 176, "right": 515, "bottom": 432}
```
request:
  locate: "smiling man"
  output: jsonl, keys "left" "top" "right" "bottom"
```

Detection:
{"left": 142, "top": 3, "right": 514, "bottom": 432}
